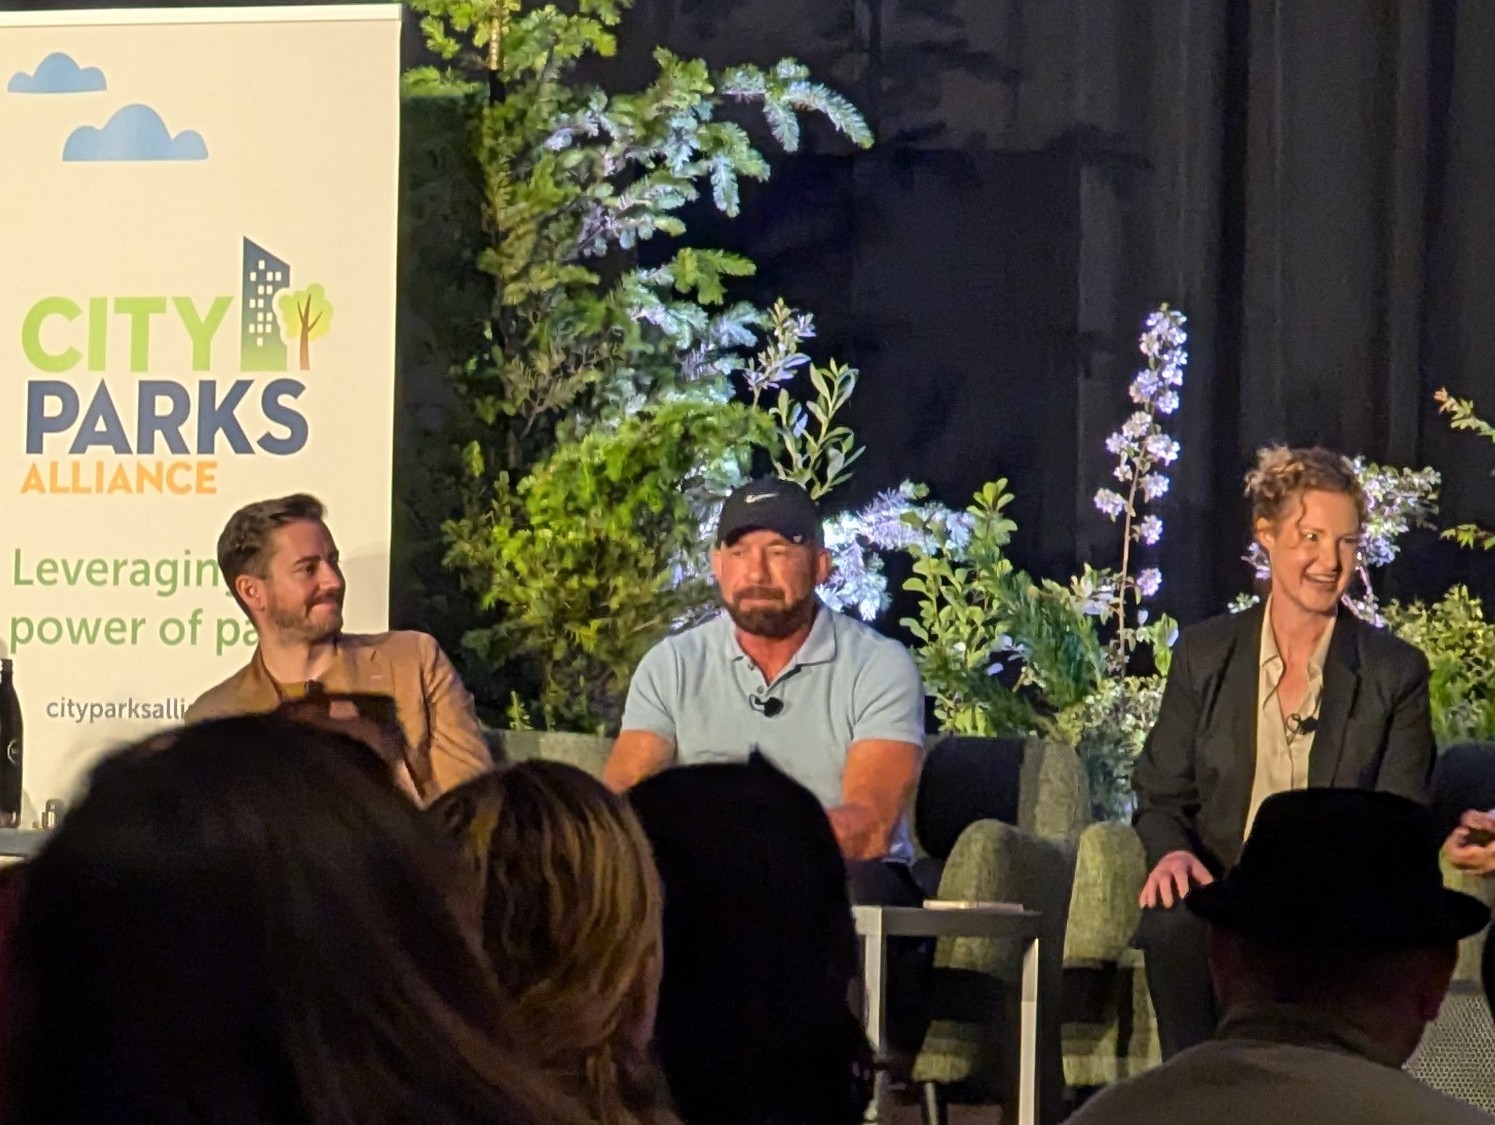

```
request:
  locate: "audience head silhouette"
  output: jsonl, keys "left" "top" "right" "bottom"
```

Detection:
{"left": 630, "top": 753, "right": 872, "bottom": 1125}
{"left": 1190, "top": 788, "right": 1488, "bottom": 1063}
{"left": 4, "top": 715, "right": 581, "bottom": 1125}
{"left": 432, "top": 760, "right": 672, "bottom": 1124}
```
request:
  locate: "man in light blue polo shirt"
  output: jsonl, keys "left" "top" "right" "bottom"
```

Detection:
{"left": 604, "top": 477, "right": 926, "bottom": 901}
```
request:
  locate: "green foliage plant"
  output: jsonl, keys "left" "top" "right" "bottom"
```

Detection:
{"left": 1382, "top": 587, "right": 1495, "bottom": 744}
{"left": 406, "top": 0, "right": 871, "bottom": 450}
{"left": 1436, "top": 387, "right": 1495, "bottom": 552}
{"left": 445, "top": 400, "right": 768, "bottom": 730}
{"left": 1055, "top": 675, "right": 1166, "bottom": 823}
{"left": 404, "top": 0, "right": 879, "bottom": 729}
{"left": 901, "top": 482, "right": 1106, "bottom": 738}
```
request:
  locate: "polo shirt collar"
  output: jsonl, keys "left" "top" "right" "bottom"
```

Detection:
{"left": 796, "top": 601, "right": 838, "bottom": 665}
{"left": 723, "top": 600, "right": 839, "bottom": 670}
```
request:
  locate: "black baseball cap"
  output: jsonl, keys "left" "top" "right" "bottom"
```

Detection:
{"left": 716, "top": 478, "right": 822, "bottom": 547}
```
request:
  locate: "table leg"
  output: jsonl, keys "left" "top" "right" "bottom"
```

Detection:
{"left": 1016, "top": 935, "right": 1040, "bottom": 1125}
{"left": 858, "top": 907, "right": 888, "bottom": 1124}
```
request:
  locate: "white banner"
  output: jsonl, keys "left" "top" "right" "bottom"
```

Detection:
{"left": 0, "top": 5, "right": 402, "bottom": 817}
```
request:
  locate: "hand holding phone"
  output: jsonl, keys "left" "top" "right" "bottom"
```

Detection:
{"left": 1447, "top": 809, "right": 1495, "bottom": 875}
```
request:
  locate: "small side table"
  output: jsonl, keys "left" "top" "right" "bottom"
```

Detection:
{"left": 854, "top": 902, "right": 1043, "bottom": 1125}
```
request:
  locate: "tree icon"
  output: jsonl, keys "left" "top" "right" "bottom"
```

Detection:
{"left": 275, "top": 284, "right": 333, "bottom": 371}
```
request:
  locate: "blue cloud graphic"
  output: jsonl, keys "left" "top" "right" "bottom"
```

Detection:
{"left": 63, "top": 104, "right": 207, "bottom": 162}
{"left": 8, "top": 52, "right": 106, "bottom": 94}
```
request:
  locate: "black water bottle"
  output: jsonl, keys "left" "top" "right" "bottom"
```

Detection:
{"left": 0, "top": 660, "right": 22, "bottom": 828}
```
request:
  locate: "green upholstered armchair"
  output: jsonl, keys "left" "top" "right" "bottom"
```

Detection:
{"left": 909, "top": 736, "right": 1090, "bottom": 1124}
{"left": 1059, "top": 822, "right": 1158, "bottom": 1088}
{"left": 1443, "top": 862, "right": 1495, "bottom": 983}
{"left": 488, "top": 729, "right": 611, "bottom": 776}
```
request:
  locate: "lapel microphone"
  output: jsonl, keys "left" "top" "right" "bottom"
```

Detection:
{"left": 750, "top": 694, "right": 784, "bottom": 718}
{"left": 1287, "top": 713, "right": 1319, "bottom": 737}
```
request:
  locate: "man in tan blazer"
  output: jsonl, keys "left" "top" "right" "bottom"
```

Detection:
{"left": 185, "top": 493, "right": 491, "bottom": 803}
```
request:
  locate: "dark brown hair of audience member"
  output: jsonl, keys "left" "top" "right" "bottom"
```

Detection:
{"left": 629, "top": 754, "right": 874, "bottom": 1125}
{"left": 1244, "top": 444, "right": 1367, "bottom": 528}
{"left": 3, "top": 715, "right": 585, "bottom": 1125}
{"left": 217, "top": 492, "right": 326, "bottom": 615}
{"left": 432, "top": 761, "right": 674, "bottom": 1125}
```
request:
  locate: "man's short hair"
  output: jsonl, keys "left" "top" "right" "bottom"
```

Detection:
{"left": 217, "top": 494, "right": 326, "bottom": 614}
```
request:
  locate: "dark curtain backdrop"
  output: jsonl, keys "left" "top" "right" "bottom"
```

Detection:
{"left": 601, "top": 0, "right": 1495, "bottom": 627}
{"left": 17, "top": 0, "right": 1495, "bottom": 629}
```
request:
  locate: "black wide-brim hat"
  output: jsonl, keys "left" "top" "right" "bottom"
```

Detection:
{"left": 1187, "top": 789, "right": 1490, "bottom": 949}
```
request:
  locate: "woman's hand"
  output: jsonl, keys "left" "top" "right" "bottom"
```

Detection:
{"left": 1444, "top": 809, "right": 1495, "bottom": 875}
{"left": 1139, "top": 849, "right": 1215, "bottom": 908}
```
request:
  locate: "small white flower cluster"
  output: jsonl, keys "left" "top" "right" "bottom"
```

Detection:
{"left": 817, "top": 482, "right": 974, "bottom": 620}
{"left": 1136, "top": 567, "right": 1162, "bottom": 598}
{"left": 1352, "top": 459, "right": 1441, "bottom": 569}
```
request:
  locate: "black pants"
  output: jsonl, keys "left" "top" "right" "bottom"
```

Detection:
{"left": 1135, "top": 901, "right": 1217, "bottom": 1059}
{"left": 848, "top": 859, "right": 933, "bottom": 1055}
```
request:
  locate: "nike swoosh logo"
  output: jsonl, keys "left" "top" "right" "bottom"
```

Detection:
{"left": 745, "top": 493, "right": 775, "bottom": 504}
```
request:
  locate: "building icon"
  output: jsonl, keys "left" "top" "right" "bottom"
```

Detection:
{"left": 240, "top": 238, "right": 290, "bottom": 372}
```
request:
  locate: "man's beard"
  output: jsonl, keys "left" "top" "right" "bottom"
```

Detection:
{"left": 724, "top": 589, "right": 816, "bottom": 639}
{"left": 268, "top": 597, "right": 344, "bottom": 643}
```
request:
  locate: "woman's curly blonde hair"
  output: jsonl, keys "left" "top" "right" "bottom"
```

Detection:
{"left": 432, "top": 761, "right": 673, "bottom": 1125}
{"left": 1244, "top": 444, "right": 1365, "bottom": 529}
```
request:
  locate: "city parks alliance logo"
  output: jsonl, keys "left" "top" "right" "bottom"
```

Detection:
{"left": 19, "top": 239, "right": 335, "bottom": 498}
{"left": 8, "top": 51, "right": 336, "bottom": 497}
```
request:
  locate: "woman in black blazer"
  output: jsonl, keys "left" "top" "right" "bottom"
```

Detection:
{"left": 1132, "top": 446, "right": 1434, "bottom": 1058}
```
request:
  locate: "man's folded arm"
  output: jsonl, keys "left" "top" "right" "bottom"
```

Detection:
{"left": 833, "top": 738, "right": 921, "bottom": 859}
{"left": 834, "top": 643, "right": 924, "bottom": 858}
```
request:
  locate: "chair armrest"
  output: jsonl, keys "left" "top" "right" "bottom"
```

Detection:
{"left": 489, "top": 730, "right": 611, "bottom": 777}
{"left": 930, "top": 818, "right": 1075, "bottom": 978}
{"left": 914, "top": 818, "right": 1073, "bottom": 1102}
{"left": 1442, "top": 857, "right": 1495, "bottom": 904}
{"left": 1063, "top": 821, "right": 1147, "bottom": 966}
